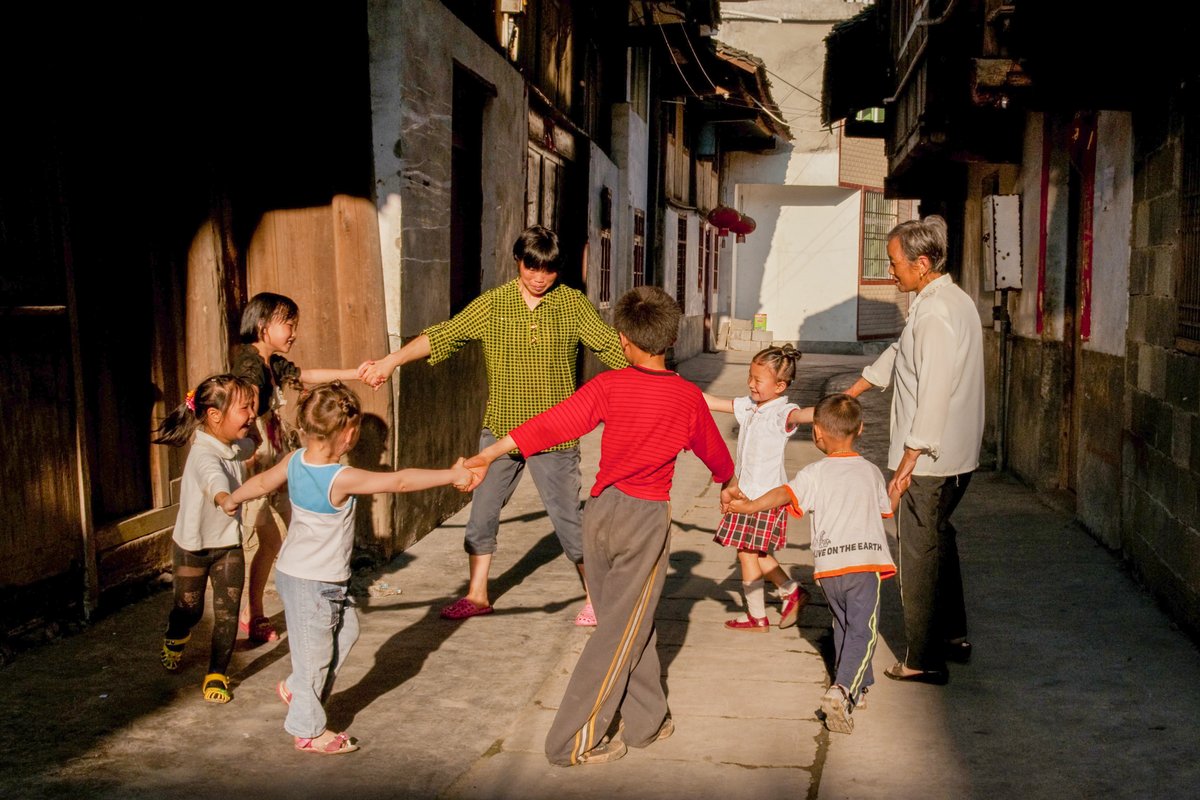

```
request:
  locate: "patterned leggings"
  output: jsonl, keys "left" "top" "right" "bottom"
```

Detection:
{"left": 165, "top": 543, "right": 245, "bottom": 675}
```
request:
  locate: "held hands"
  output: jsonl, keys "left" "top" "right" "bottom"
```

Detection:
{"left": 887, "top": 472, "right": 912, "bottom": 500}
{"left": 462, "top": 453, "right": 491, "bottom": 492}
{"left": 449, "top": 457, "right": 478, "bottom": 492}
{"left": 887, "top": 448, "right": 920, "bottom": 499}
{"left": 720, "top": 484, "right": 748, "bottom": 514}
{"left": 726, "top": 496, "right": 755, "bottom": 515}
{"left": 216, "top": 492, "right": 240, "bottom": 517}
{"left": 356, "top": 358, "right": 391, "bottom": 390}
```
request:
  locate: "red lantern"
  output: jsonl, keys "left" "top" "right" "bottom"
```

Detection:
{"left": 729, "top": 214, "right": 757, "bottom": 243}
{"left": 707, "top": 206, "right": 740, "bottom": 237}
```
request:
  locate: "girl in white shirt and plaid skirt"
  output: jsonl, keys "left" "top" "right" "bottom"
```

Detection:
{"left": 706, "top": 346, "right": 811, "bottom": 632}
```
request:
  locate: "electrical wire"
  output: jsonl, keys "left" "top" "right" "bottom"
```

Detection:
{"left": 652, "top": 3, "right": 702, "bottom": 99}
{"left": 762, "top": 66, "right": 824, "bottom": 106}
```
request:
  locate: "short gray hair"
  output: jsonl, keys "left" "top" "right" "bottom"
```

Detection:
{"left": 889, "top": 215, "right": 948, "bottom": 273}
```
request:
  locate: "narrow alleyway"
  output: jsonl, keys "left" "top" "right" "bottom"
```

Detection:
{"left": 2, "top": 352, "right": 1198, "bottom": 799}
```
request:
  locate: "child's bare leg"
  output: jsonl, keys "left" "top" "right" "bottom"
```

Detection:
{"left": 245, "top": 502, "right": 283, "bottom": 622}
{"left": 738, "top": 549, "right": 764, "bottom": 583}
{"left": 725, "top": 549, "right": 769, "bottom": 630}
{"left": 758, "top": 553, "right": 789, "bottom": 587}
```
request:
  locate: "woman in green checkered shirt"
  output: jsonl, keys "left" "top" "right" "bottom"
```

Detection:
{"left": 360, "top": 226, "right": 627, "bottom": 623}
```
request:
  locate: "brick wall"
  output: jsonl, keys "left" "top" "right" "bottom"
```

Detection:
{"left": 839, "top": 130, "right": 887, "bottom": 189}
{"left": 1126, "top": 99, "right": 1200, "bottom": 637}
{"left": 857, "top": 283, "right": 908, "bottom": 338}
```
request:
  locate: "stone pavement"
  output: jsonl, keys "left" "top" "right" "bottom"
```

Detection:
{"left": 3, "top": 351, "right": 1200, "bottom": 799}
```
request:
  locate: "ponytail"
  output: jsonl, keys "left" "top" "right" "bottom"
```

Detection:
{"left": 153, "top": 374, "right": 254, "bottom": 447}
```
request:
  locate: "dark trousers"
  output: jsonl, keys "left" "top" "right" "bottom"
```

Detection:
{"left": 898, "top": 472, "right": 971, "bottom": 671}
{"left": 820, "top": 571, "right": 882, "bottom": 705}
{"left": 165, "top": 543, "right": 245, "bottom": 675}
{"left": 544, "top": 488, "right": 671, "bottom": 766}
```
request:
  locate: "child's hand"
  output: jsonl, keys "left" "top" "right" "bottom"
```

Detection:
{"left": 727, "top": 497, "right": 754, "bottom": 515}
{"left": 720, "top": 484, "right": 747, "bottom": 513}
{"left": 216, "top": 492, "right": 240, "bottom": 517}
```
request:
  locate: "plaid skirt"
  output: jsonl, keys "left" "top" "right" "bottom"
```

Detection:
{"left": 714, "top": 506, "right": 788, "bottom": 552}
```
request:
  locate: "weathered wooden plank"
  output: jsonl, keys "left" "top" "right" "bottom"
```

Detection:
{"left": 94, "top": 506, "right": 178, "bottom": 552}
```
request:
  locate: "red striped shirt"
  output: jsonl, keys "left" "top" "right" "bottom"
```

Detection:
{"left": 511, "top": 366, "right": 734, "bottom": 501}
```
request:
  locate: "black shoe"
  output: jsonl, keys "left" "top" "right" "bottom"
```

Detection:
{"left": 884, "top": 662, "right": 949, "bottom": 685}
{"left": 944, "top": 639, "right": 972, "bottom": 664}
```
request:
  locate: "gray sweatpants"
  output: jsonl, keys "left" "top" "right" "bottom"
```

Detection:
{"left": 544, "top": 487, "right": 672, "bottom": 766}
{"left": 464, "top": 429, "right": 585, "bottom": 563}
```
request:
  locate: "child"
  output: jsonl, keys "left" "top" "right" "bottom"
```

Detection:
{"left": 728, "top": 393, "right": 898, "bottom": 734}
{"left": 230, "top": 292, "right": 373, "bottom": 643}
{"left": 705, "top": 345, "right": 810, "bottom": 632}
{"left": 465, "top": 286, "right": 735, "bottom": 766}
{"left": 152, "top": 374, "right": 257, "bottom": 704}
{"left": 222, "top": 381, "right": 473, "bottom": 755}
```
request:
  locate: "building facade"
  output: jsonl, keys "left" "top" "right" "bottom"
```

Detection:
{"left": 823, "top": 0, "right": 1200, "bottom": 635}
{"left": 0, "top": 0, "right": 784, "bottom": 640}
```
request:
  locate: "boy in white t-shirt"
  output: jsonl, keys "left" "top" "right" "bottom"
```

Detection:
{"left": 728, "top": 393, "right": 899, "bottom": 734}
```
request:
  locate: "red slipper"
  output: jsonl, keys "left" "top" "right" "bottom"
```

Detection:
{"left": 440, "top": 598, "right": 494, "bottom": 620}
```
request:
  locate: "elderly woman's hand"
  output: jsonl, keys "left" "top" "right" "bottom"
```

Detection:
{"left": 889, "top": 447, "right": 921, "bottom": 498}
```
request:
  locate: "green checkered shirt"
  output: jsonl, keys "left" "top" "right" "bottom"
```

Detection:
{"left": 424, "top": 280, "right": 628, "bottom": 450}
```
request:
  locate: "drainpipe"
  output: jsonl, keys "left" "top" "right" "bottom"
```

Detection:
{"left": 994, "top": 287, "right": 1011, "bottom": 471}
{"left": 730, "top": 186, "right": 740, "bottom": 338}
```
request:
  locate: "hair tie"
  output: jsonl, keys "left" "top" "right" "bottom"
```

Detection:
{"left": 185, "top": 390, "right": 196, "bottom": 412}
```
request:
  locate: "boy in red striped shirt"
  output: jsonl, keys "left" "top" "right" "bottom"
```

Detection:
{"left": 466, "top": 286, "right": 734, "bottom": 766}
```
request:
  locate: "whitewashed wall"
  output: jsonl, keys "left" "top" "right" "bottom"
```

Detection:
{"left": 734, "top": 183, "right": 860, "bottom": 342}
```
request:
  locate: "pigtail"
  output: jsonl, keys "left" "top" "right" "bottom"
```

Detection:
{"left": 153, "top": 397, "right": 203, "bottom": 447}
{"left": 152, "top": 374, "right": 255, "bottom": 447}
{"left": 296, "top": 380, "right": 362, "bottom": 441}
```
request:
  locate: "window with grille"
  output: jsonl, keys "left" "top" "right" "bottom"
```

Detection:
{"left": 697, "top": 223, "right": 707, "bottom": 291}
{"left": 632, "top": 209, "right": 646, "bottom": 287}
{"left": 712, "top": 228, "right": 719, "bottom": 289}
{"left": 1179, "top": 97, "right": 1200, "bottom": 352}
{"left": 598, "top": 230, "right": 612, "bottom": 306}
{"left": 862, "top": 190, "right": 898, "bottom": 280}
{"left": 676, "top": 217, "right": 688, "bottom": 308}
{"left": 526, "top": 145, "right": 564, "bottom": 230}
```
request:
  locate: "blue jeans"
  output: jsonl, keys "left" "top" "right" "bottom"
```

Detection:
{"left": 275, "top": 570, "right": 359, "bottom": 738}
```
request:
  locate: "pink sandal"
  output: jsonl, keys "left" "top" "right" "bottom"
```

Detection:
{"left": 294, "top": 732, "right": 358, "bottom": 755}
{"left": 574, "top": 602, "right": 597, "bottom": 627}
{"left": 277, "top": 680, "right": 292, "bottom": 706}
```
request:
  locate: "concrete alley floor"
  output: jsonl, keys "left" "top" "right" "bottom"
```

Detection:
{"left": 2, "top": 351, "right": 1199, "bottom": 799}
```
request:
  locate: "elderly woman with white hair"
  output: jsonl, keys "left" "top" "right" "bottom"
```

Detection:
{"left": 845, "top": 214, "right": 985, "bottom": 685}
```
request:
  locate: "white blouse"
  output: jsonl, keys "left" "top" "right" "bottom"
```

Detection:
{"left": 733, "top": 395, "right": 800, "bottom": 499}
{"left": 862, "top": 274, "right": 985, "bottom": 477}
